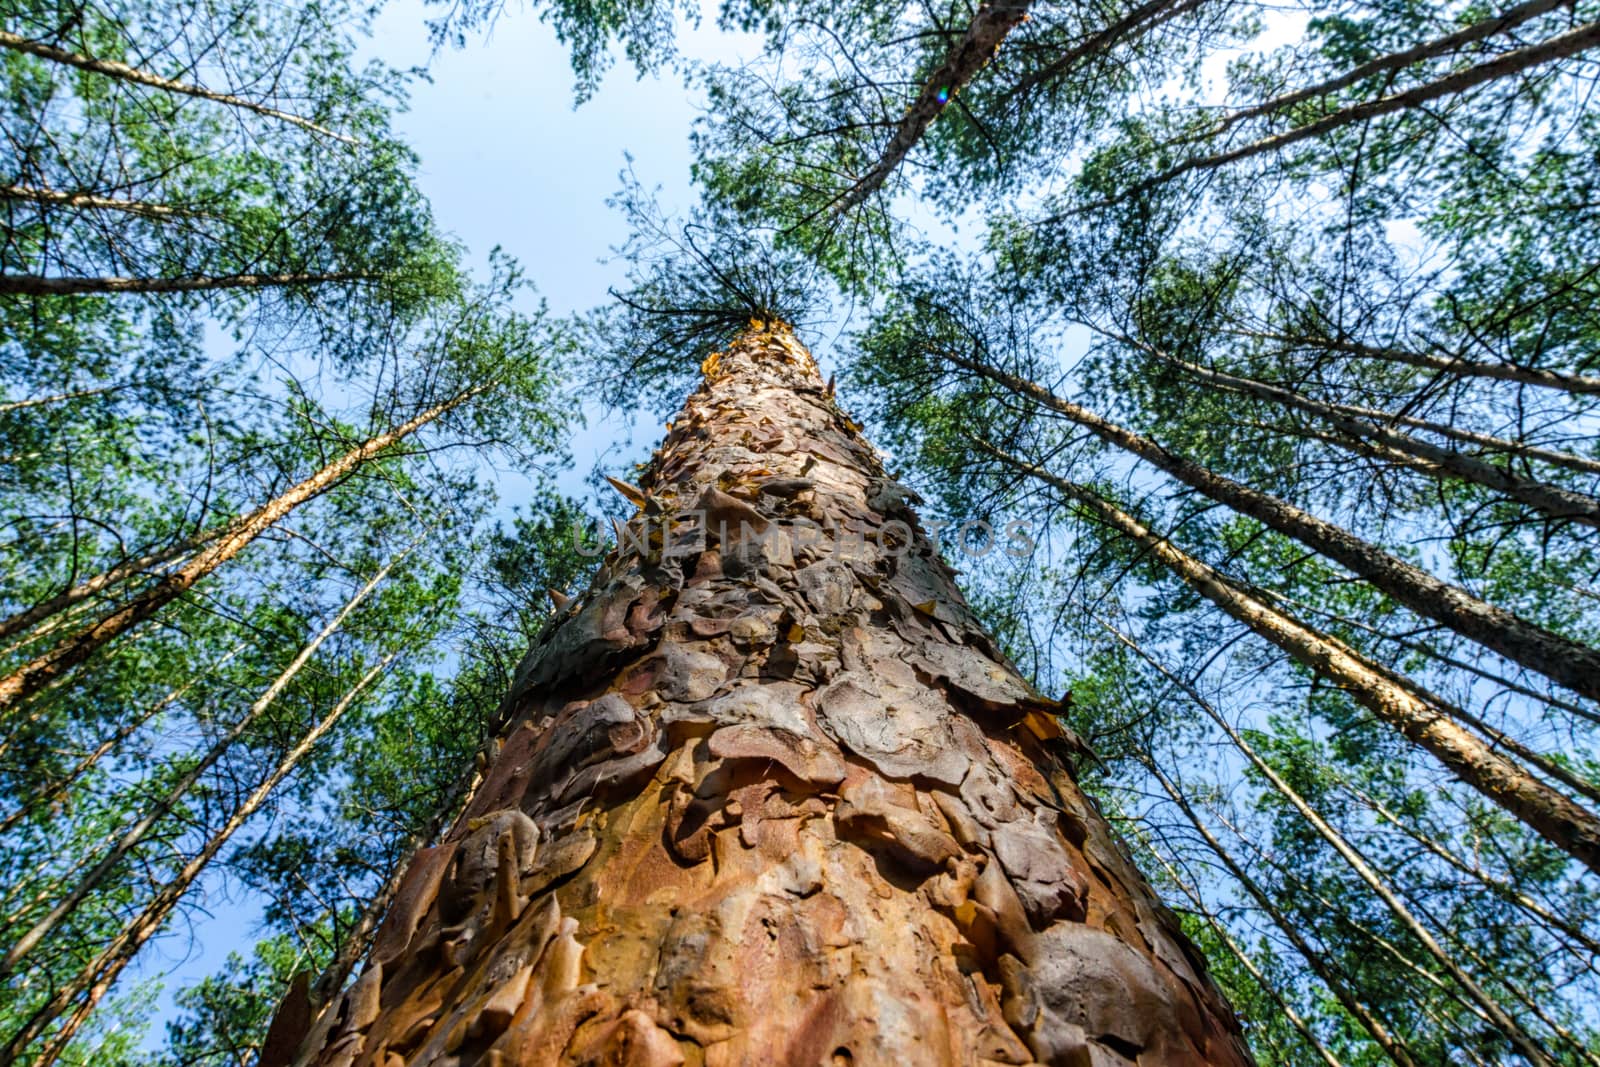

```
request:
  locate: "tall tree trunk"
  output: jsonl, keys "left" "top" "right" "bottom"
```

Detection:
{"left": 0, "top": 385, "right": 484, "bottom": 717}
{"left": 1258, "top": 585, "right": 1600, "bottom": 728}
{"left": 0, "top": 528, "right": 225, "bottom": 644}
{"left": 944, "top": 350, "right": 1600, "bottom": 703}
{"left": 1245, "top": 415, "right": 1600, "bottom": 487}
{"left": 276, "top": 322, "right": 1251, "bottom": 1067}
{"left": 1132, "top": 345, "right": 1600, "bottom": 519}
{"left": 1343, "top": 780, "right": 1600, "bottom": 958}
{"left": 971, "top": 434, "right": 1600, "bottom": 875}
{"left": 0, "top": 30, "right": 353, "bottom": 142}
{"left": 1059, "top": 17, "right": 1600, "bottom": 215}
{"left": 1145, "top": 766, "right": 1418, "bottom": 1067}
{"left": 1234, "top": 327, "right": 1600, "bottom": 397}
{"left": 1104, "top": 620, "right": 1554, "bottom": 1066}
{"left": 7, "top": 653, "right": 395, "bottom": 1067}
{"left": 1202, "top": 0, "right": 1572, "bottom": 137}
{"left": 831, "top": 1, "right": 1033, "bottom": 217}
{"left": 1230, "top": 393, "right": 1600, "bottom": 479}
{"left": 0, "top": 551, "right": 403, "bottom": 980}
{"left": 0, "top": 271, "right": 371, "bottom": 296}
{"left": 1136, "top": 823, "right": 1345, "bottom": 1067}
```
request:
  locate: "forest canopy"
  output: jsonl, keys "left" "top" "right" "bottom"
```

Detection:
{"left": 2, "top": 0, "right": 1599, "bottom": 1064}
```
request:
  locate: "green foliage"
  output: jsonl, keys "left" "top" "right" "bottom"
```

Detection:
{"left": 575, "top": 166, "right": 831, "bottom": 411}
{"left": 0, "top": 1, "right": 580, "bottom": 1061}
{"left": 153, "top": 932, "right": 331, "bottom": 1067}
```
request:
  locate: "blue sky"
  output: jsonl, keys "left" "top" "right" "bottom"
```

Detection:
{"left": 370, "top": 1, "right": 748, "bottom": 319}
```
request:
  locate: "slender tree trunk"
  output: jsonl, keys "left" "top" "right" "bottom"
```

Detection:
{"left": 0, "top": 385, "right": 117, "bottom": 414}
{"left": 1061, "top": 18, "right": 1600, "bottom": 214}
{"left": 972, "top": 434, "right": 1600, "bottom": 874}
{"left": 0, "top": 529, "right": 225, "bottom": 644}
{"left": 1146, "top": 765, "right": 1418, "bottom": 1067}
{"left": 1243, "top": 413, "right": 1600, "bottom": 487}
{"left": 8, "top": 653, "right": 395, "bottom": 1067}
{"left": 831, "top": 1, "right": 1033, "bottom": 216}
{"left": 1285, "top": 416, "right": 1600, "bottom": 534}
{"left": 1106, "top": 621, "right": 1554, "bottom": 1066}
{"left": 0, "top": 553, "right": 403, "bottom": 980}
{"left": 0, "top": 184, "right": 184, "bottom": 219}
{"left": 0, "top": 386, "right": 484, "bottom": 717}
{"left": 1137, "top": 829, "right": 1345, "bottom": 1067}
{"left": 1233, "top": 395, "right": 1600, "bottom": 479}
{"left": 945, "top": 351, "right": 1600, "bottom": 702}
{"left": 0, "top": 271, "right": 370, "bottom": 296}
{"left": 1215, "top": 813, "right": 1502, "bottom": 1035}
{"left": 0, "top": 643, "right": 244, "bottom": 838}
{"left": 1140, "top": 347, "right": 1600, "bottom": 516}
{"left": 1259, "top": 585, "right": 1600, "bottom": 728}
{"left": 1344, "top": 781, "right": 1600, "bottom": 959}
{"left": 0, "top": 30, "right": 353, "bottom": 142}
{"left": 1234, "top": 327, "right": 1600, "bottom": 397}
{"left": 277, "top": 322, "right": 1251, "bottom": 1067}
{"left": 1204, "top": 0, "right": 1572, "bottom": 137}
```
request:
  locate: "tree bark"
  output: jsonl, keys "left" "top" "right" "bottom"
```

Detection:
{"left": 972, "top": 434, "right": 1600, "bottom": 875}
{"left": 943, "top": 350, "right": 1600, "bottom": 703}
{"left": 0, "top": 30, "right": 354, "bottom": 142}
{"left": 277, "top": 322, "right": 1251, "bottom": 1067}
{"left": 0, "top": 386, "right": 485, "bottom": 717}
{"left": 307, "top": 737, "right": 487, "bottom": 1011}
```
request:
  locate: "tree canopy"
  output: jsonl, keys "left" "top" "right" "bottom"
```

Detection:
{"left": 4, "top": 0, "right": 1599, "bottom": 1063}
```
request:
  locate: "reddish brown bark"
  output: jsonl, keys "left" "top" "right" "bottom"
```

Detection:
{"left": 277, "top": 322, "right": 1250, "bottom": 1066}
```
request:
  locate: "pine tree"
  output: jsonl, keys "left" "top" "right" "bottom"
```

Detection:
{"left": 276, "top": 321, "right": 1251, "bottom": 1066}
